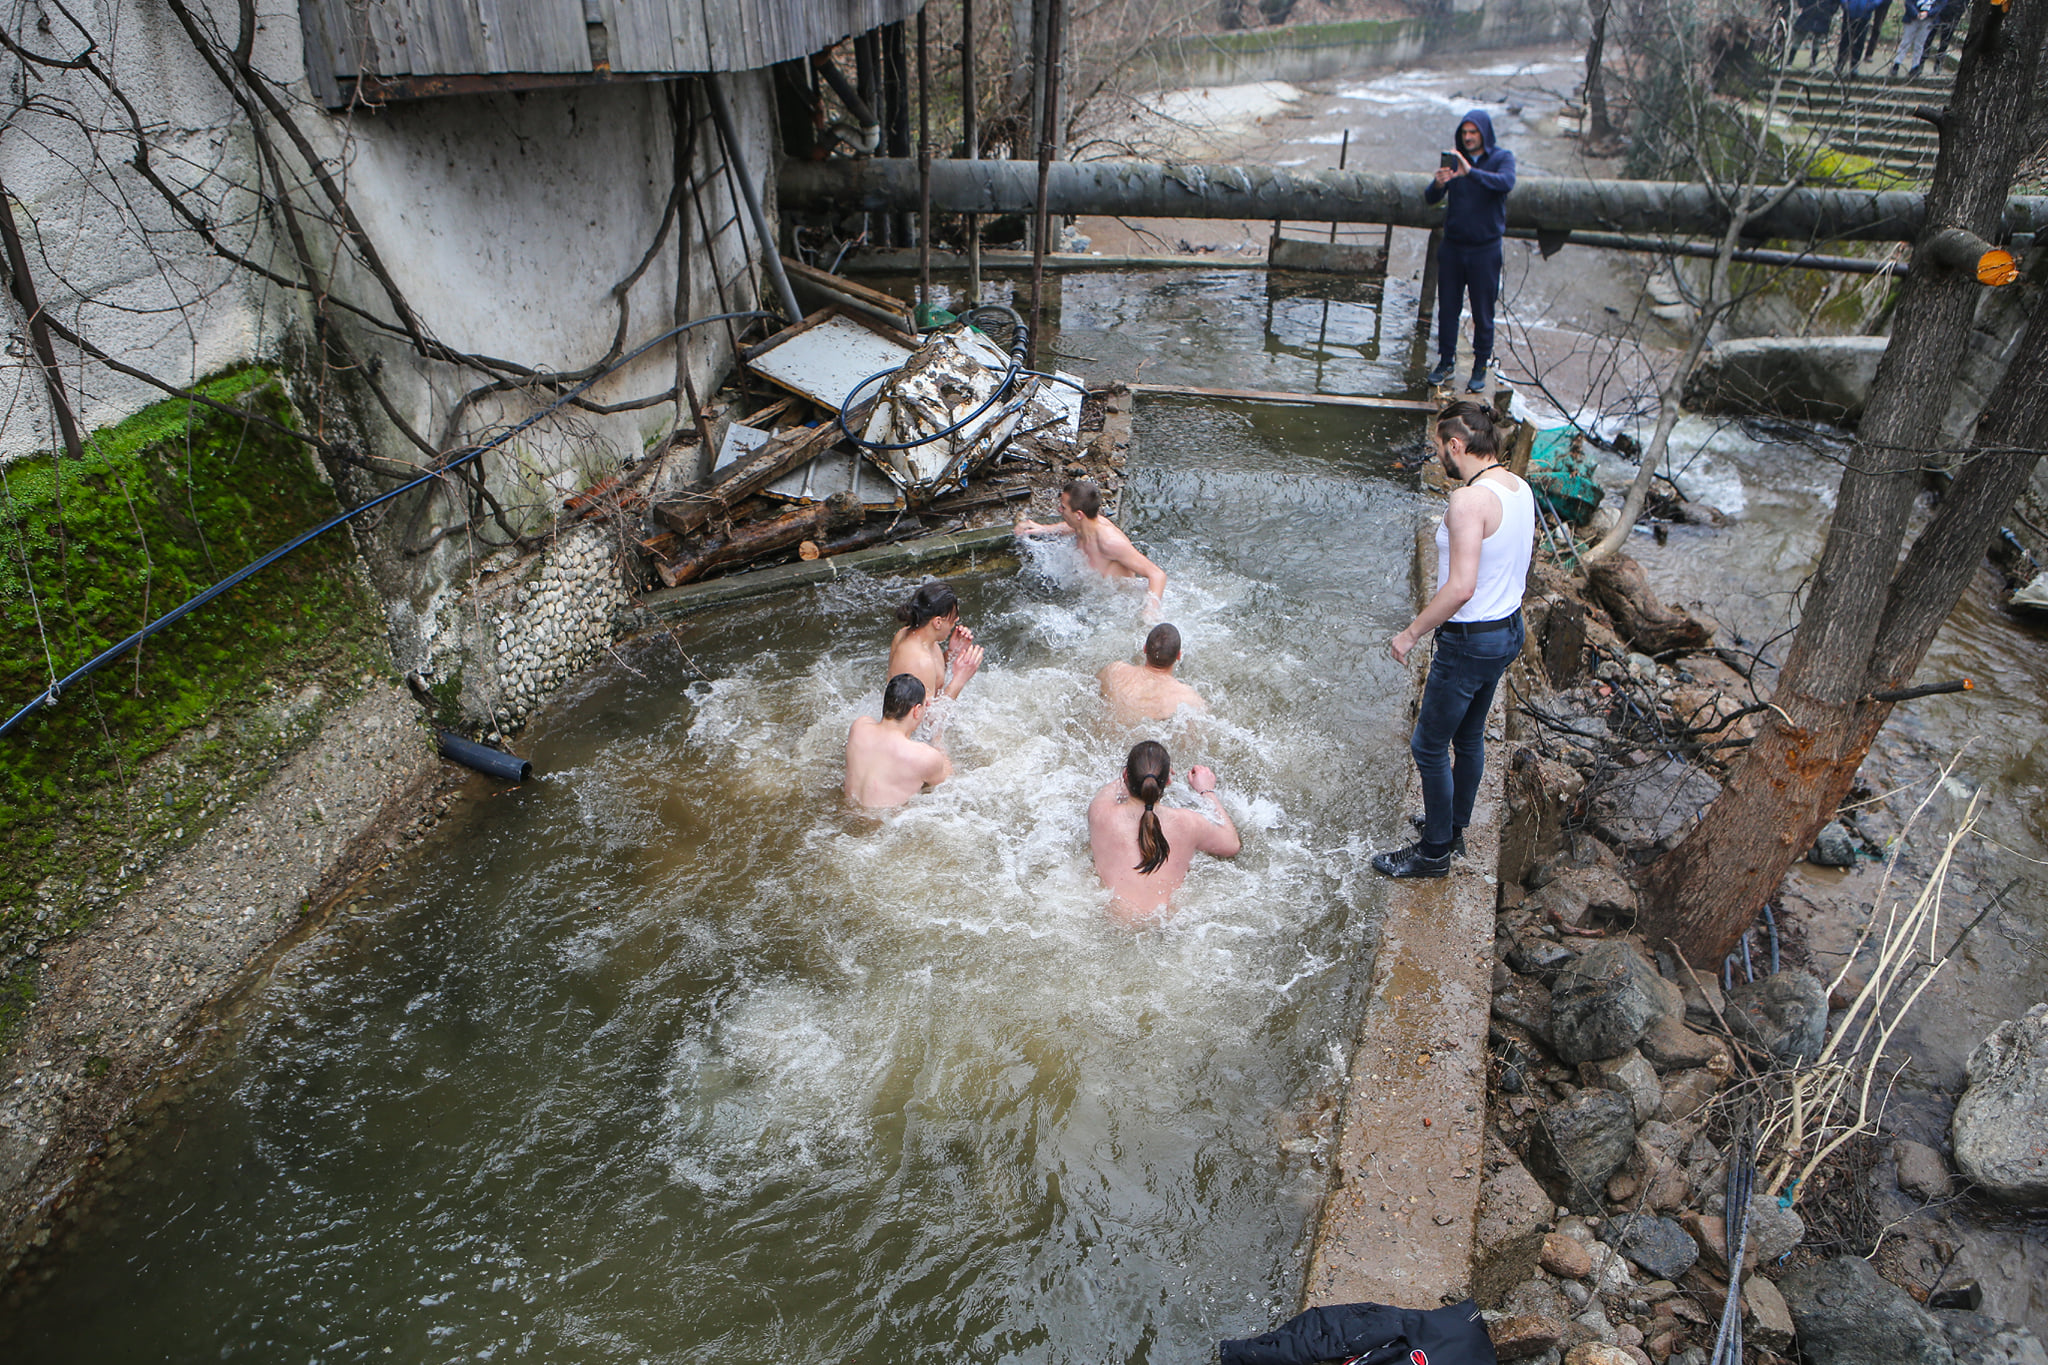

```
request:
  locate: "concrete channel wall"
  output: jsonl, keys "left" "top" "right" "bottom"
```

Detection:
{"left": 1131, "top": 0, "right": 1588, "bottom": 90}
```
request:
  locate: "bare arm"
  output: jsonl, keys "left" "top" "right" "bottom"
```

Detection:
{"left": 921, "top": 742, "right": 953, "bottom": 789}
{"left": 1106, "top": 538, "right": 1168, "bottom": 605}
{"left": 1015, "top": 517, "right": 1075, "bottom": 537}
{"left": 943, "top": 641, "right": 983, "bottom": 699}
{"left": 1391, "top": 490, "right": 1486, "bottom": 663}
{"left": 1185, "top": 767, "right": 1242, "bottom": 858}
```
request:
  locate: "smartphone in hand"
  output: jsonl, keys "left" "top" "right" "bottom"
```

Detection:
{"left": 1440, "top": 151, "right": 1460, "bottom": 170}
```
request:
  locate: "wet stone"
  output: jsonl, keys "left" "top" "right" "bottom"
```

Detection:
{"left": 1950, "top": 1002, "right": 2048, "bottom": 1206}
{"left": 1549, "top": 942, "right": 1671, "bottom": 1065}
{"left": 1744, "top": 1275, "right": 1796, "bottom": 1354}
{"left": 1542, "top": 1231, "right": 1594, "bottom": 1280}
{"left": 1511, "top": 937, "right": 1579, "bottom": 981}
{"left": 1637, "top": 1014, "right": 1726, "bottom": 1072}
{"left": 1779, "top": 1254, "right": 1955, "bottom": 1365}
{"left": 1601, "top": 1214, "right": 1699, "bottom": 1281}
{"left": 1492, "top": 1313, "right": 1568, "bottom": 1362}
{"left": 1724, "top": 970, "right": 1829, "bottom": 1065}
{"left": 1529, "top": 1090, "right": 1639, "bottom": 1213}
{"left": 1807, "top": 822, "right": 1858, "bottom": 867}
{"left": 1937, "top": 1309, "right": 2048, "bottom": 1365}
{"left": 1580, "top": 1049, "right": 1663, "bottom": 1125}
{"left": 1895, "top": 1138, "right": 1955, "bottom": 1201}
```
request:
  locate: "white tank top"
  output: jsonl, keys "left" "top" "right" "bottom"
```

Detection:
{"left": 1434, "top": 473, "right": 1536, "bottom": 623}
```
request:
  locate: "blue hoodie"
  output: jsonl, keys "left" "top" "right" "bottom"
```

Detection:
{"left": 1423, "top": 109, "right": 1517, "bottom": 247}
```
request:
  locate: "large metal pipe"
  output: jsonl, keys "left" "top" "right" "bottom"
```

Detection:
{"left": 781, "top": 156, "right": 2048, "bottom": 244}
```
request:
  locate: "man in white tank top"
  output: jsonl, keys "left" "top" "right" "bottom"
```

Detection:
{"left": 1374, "top": 400, "right": 1536, "bottom": 878}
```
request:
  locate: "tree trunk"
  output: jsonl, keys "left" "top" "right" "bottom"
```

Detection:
{"left": 652, "top": 410, "right": 866, "bottom": 539}
{"left": 1586, "top": 0, "right": 1616, "bottom": 144}
{"left": 1587, "top": 554, "right": 1715, "bottom": 655}
{"left": 1641, "top": 0, "right": 2048, "bottom": 965}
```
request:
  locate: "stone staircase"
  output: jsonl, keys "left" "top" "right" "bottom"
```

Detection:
{"left": 1765, "top": 59, "right": 1956, "bottom": 186}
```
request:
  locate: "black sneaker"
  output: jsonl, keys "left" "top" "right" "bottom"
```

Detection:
{"left": 1465, "top": 369, "right": 1488, "bottom": 393}
{"left": 1371, "top": 841, "right": 1452, "bottom": 879}
{"left": 1409, "top": 814, "right": 1467, "bottom": 857}
{"left": 1426, "top": 360, "right": 1456, "bottom": 386}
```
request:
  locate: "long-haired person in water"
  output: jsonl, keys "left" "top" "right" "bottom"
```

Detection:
{"left": 886, "top": 581, "right": 983, "bottom": 701}
{"left": 1088, "top": 740, "right": 1240, "bottom": 920}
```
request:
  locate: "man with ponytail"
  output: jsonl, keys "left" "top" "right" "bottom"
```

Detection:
{"left": 1373, "top": 399, "right": 1534, "bottom": 879}
{"left": 845, "top": 673, "right": 954, "bottom": 808}
{"left": 1088, "top": 740, "right": 1241, "bottom": 919}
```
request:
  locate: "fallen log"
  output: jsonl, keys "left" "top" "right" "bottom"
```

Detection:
{"left": 657, "top": 492, "right": 865, "bottom": 587}
{"left": 652, "top": 405, "right": 868, "bottom": 539}
{"left": 1586, "top": 554, "right": 1715, "bottom": 656}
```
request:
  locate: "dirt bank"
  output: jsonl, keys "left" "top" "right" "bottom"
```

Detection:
{"left": 0, "top": 682, "right": 452, "bottom": 1266}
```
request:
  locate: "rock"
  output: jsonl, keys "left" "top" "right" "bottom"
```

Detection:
{"left": 1511, "top": 937, "right": 1580, "bottom": 981}
{"left": 1681, "top": 334, "right": 1889, "bottom": 424}
{"left": 1675, "top": 968, "right": 1725, "bottom": 1030}
{"left": 1744, "top": 1274, "right": 1796, "bottom": 1353}
{"left": 1642, "top": 1153, "right": 1689, "bottom": 1212}
{"left": 1638, "top": 1014, "right": 1728, "bottom": 1072}
{"left": 1492, "top": 1314, "right": 1569, "bottom": 1361}
{"left": 1580, "top": 1049, "right": 1664, "bottom": 1125}
{"left": 1601, "top": 1214, "right": 1700, "bottom": 1280}
{"left": 1475, "top": 1147, "right": 1559, "bottom": 1307}
{"left": 1550, "top": 942, "right": 1673, "bottom": 1065}
{"left": 1937, "top": 1309, "right": 2048, "bottom": 1365}
{"left": 1779, "top": 1254, "right": 1955, "bottom": 1365}
{"left": 1543, "top": 1231, "right": 1595, "bottom": 1279}
{"left": 1574, "top": 1305, "right": 1616, "bottom": 1344}
{"left": 1808, "top": 822, "right": 1858, "bottom": 867}
{"left": 1893, "top": 1140, "right": 1956, "bottom": 1201}
{"left": 1724, "top": 970, "right": 1830, "bottom": 1065}
{"left": 1529, "top": 1090, "right": 1640, "bottom": 1213}
{"left": 1951, "top": 1003, "right": 2048, "bottom": 1205}
{"left": 1564, "top": 1343, "right": 1636, "bottom": 1365}
{"left": 1658, "top": 1067, "right": 1724, "bottom": 1122}
{"left": 1505, "top": 1277, "right": 1575, "bottom": 1324}
{"left": 1494, "top": 978, "right": 1556, "bottom": 1048}
{"left": 1742, "top": 1193, "right": 1806, "bottom": 1266}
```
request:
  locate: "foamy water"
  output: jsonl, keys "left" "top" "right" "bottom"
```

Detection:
{"left": 3, "top": 375, "right": 1435, "bottom": 1364}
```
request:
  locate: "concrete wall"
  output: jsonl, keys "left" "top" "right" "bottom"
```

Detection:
{"left": 1131, "top": 0, "right": 1588, "bottom": 90}
{"left": 1, "top": 0, "right": 785, "bottom": 730}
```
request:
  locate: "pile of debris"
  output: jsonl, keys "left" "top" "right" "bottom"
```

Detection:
{"left": 616, "top": 301, "right": 1090, "bottom": 589}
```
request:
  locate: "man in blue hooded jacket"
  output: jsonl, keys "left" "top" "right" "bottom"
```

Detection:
{"left": 1423, "top": 109, "right": 1516, "bottom": 393}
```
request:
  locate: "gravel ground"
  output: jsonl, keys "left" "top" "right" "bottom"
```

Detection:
{"left": 0, "top": 681, "right": 454, "bottom": 1263}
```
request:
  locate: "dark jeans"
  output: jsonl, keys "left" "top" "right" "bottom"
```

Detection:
{"left": 1436, "top": 237, "right": 1503, "bottom": 371}
{"left": 1412, "top": 615, "right": 1525, "bottom": 848}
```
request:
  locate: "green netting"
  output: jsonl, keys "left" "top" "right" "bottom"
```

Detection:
{"left": 1528, "top": 427, "right": 1605, "bottom": 526}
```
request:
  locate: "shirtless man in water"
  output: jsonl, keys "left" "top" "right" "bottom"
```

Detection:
{"left": 1088, "top": 740, "right": 1240, "bottom": 921}
{"left": 845, "top": 674, "right": 952, "bottom": 808}
{"left": 886, "top": 581, "right": 983, "bottom": 702}
{"left": 1098, "top": 623, "right": 1206, "bottom": 724}
{"left": 1016, "top": 479, "right": 1167, "bottom": 612}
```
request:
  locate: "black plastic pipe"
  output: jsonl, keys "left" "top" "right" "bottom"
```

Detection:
{"left": 439, "top": 730, "right": 533, "bottom": 783}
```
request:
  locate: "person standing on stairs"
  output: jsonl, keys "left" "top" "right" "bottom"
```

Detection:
{"left": 1891, "top": 0, "right": 1939, "bottom": 76}
{"left": 1423, "top": 110, "right": 1516, "bottom": 396}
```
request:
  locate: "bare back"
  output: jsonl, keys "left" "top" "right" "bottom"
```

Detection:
{"left": 844, "top": 716, "right": 950, "bottom": 808}
{"left": 1097, "top": 661, "right": 1206, "bottom": 724}
{"left": 886, "top": 628, "right": 946, "bottom": 698}
{"left": 1087, "top": 781, "right": 1240, "bottom": 920}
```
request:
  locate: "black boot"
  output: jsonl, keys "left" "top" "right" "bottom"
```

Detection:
{"left": 1371, "top": 841, "right": 1452, "bottom": 879}
{"left": 1409, "top": 814, "right": 1468, "bottom": 857}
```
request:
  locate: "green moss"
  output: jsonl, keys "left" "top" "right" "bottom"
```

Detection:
{"left": 0, "top": 369, "right": 386, "bottom": 984}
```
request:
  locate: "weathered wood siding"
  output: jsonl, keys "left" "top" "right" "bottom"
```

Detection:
{"left": 301, "top": 0, "right": 922, "bottom": 105}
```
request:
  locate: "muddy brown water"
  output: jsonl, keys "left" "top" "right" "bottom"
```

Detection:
{"left": 0, "top": 269, "right": 1453, "bottom": 1363}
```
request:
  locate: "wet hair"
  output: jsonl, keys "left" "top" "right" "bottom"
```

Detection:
{"left": 1061, "top": 479, "right": 1102, "bottom": 519}
{"left": 1124, "top": 740, "right": 1172, "bottom": 876}
{"left": 1435, "top": 399, "right": 1500, "bottom": 458}
{"left": 1143, "top": 623, "right": 1181, "bottom": 669}
{"left": 895, "top": 581, "right": 959, "bottom": 630}
{"left": 882, "top": 672, "right": 927, "bottom": 720}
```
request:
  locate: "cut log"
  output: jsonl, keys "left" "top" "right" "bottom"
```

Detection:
{"left": 657, "top": 492, "right": 866, "bottom": 587}
{"left": 1586, "top": 554, "right": 1714, "bottom": 655}
{"left": 652, "top": 405, "right": 869, "bottom": 539}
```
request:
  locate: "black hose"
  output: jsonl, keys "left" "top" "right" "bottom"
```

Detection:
{"left": 1, "top": 309, "right": 773, "bottom": 739}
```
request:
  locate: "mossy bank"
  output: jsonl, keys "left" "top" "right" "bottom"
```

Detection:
{"left": 0, "top": 369, "right": 389, "bottom": 1041}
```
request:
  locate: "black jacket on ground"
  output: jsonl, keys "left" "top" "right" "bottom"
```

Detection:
{"left": 1219, "top": 1298, "right": 1498, "bottom": 1365}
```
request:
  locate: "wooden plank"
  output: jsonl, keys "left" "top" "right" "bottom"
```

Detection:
{"left": 638, "top": 524, "right": 1018, "bottom": 619}
{"left": 840, "top": 249, "right": 1273, "bottom": 275}
{"left": 1129, "top": 383, "right": 1438, "bottom": 413}
{"left": 781, "top": 256, "right": 914, "bottom": 328}
{"left": 652, "top": 403, "right": 873, "bottom": 538}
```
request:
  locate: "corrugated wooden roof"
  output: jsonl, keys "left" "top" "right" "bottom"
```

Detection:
{"left": 300, "top": 0, "right": 924, "bottom": 107}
